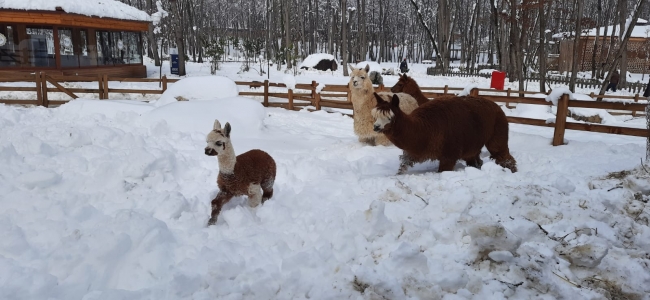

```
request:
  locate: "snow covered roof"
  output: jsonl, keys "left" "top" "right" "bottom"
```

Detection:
{"left": 0, "top": 0, "right": 151, "bottom": 22}
{"left": 553, "top": 18, "right": 650, "bottom": 39}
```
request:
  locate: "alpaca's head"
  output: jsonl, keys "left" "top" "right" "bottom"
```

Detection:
{"left": 205, "top": 119, "right": 232, "bottom": 156}
{"left": 371, "top": 93, "right": 400, "bottom": 133}
{"left": 391, "top": 73, "right": 418, "bottom": 93}
{"left": 348, "top": 64, "right": 373, "bottom": 91}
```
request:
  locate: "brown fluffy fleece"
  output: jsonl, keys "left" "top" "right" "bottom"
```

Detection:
{"left": 372, "top": 93, "right": 518, "bottom": 174}
{"left": 390, "top": 73, "right": 430, "bottom": 105}
{"left": 204, "top": 120, "right": 276, "bottom": 226}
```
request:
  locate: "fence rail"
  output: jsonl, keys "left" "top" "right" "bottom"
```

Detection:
{"left": 0, "top": 72, "right": 647, "bottom": 146}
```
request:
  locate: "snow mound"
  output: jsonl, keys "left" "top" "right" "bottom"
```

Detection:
{"left": 457, "top": 85, "right": 479, "bottom": 96}
{"left": 283, "top": 74, "right": 296, "bottom": 90}
{"left": 468, "top": 221, "right": 521, "bottom": 254}
{"left": 545, "top": 87, "right": 576, "bottom": 106}
{"left": 155, "top": 76, "right": 239, "bottom": 107}
{"left": 355, "top": 61, "right": 383, "bottom": 73}
{"left": 57, "top": 99, "right": 154, "bottom": 118}
{"left": 299, "top": 53, "right": 336, "bottom": 69}
{"left": 141, "top": 97, "right": 265, "bottom": 134}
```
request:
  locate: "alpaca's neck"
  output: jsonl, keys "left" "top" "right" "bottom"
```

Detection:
{"left": 217, "top": 145, "right": 237, "bottom": 174}
{"left": 388, "top": 110, "right": 430, "bottom": 148}
{"left": 350, "top": 86, "right": 377, "bottom": 114}
{"left": 406, "top": 84, "right": 429, "bottom": 105}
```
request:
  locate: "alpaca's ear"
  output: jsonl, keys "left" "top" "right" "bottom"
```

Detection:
{"left": 374, "top": 92, "right": 386, "bottom": 104}
{"left": 348, "top": 64, "right": 355, "bottom": 72}
{"left": 364, "top": 64, "right": 370, "bottom": 73}
{"left": 391, "top": 94, "right": 400, "bottom": 107}
{"left": 213, "top": 119, "right": 222, "bottom": 130}
{"left": 224, "top": 122, "right": 231, "bottom": 137}
{"left": 402, "top": 73, "right": 408, "bottom": 79}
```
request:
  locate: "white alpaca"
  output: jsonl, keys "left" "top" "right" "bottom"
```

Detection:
{"left": 348, "top": 64, "right": 419, "bottom": 146}
{"left": 204, "top": 120, "right": 276, "bottom": 225}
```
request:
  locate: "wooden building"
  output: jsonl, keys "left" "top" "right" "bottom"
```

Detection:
{"left": 556, "top": 18, "right": 650, "bottom": 73}
{"left": 0, "top": 0, "right": 151, "bottom": 77}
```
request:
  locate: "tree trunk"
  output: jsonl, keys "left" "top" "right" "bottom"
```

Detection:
{"left": 569, "top": 0, "right": 584, "bottom": 92}
{"left": 619, "top": 0, "right": 628, "bottom": 86}
{"left": 598, "top": 0, "right": 646, "bottom": 96}
{"left": 284, "top": 0, "right": 292, "bottom": 69}
{"left": 171, "top": 0, "right": 186, "bottom": 76}
{"left": 539, "top": 0, "right": 547, "bottom": 93}
{"left": 341, "top": 0, "right": 348, "bottom": 75}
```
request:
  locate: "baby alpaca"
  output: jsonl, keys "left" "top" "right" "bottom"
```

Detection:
{"left": 204, "top": 120, "right": 276, "bottom": 226}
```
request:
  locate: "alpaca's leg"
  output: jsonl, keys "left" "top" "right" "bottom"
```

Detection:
{"left": 437, "top": 159, "right": 456, "bottom": 172}
{"left": 247, "top": 183, "right": 263, "bottom": 208}
{"left": 208, "top": 191, "right": 233, "bottom": 226}
{"left": 359, "top": 136, "right": 376, "bottom": 146}
{"left": 491, "top": 153, "right": 518, "bottom": 173}
{"left": 485, "top": 123, "right": 517, "bottom": 173}
{"left": 397, "top": 152, "right": 416, "bottom": 175}
{"left": 465, "top": 154, "right": 483, "bottom": 169}
{"left": 261, "top": 176, "right": 275, "bottom": 203}
{"left": 374, "top": 134, "right": 393, "bottom": 146}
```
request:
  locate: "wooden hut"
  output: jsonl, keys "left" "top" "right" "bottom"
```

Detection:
{"left": 0, "top": 0, "right": 151, "bottom": 77}
{"left": 555, "top": 18, "right": 650, "bottom": 73}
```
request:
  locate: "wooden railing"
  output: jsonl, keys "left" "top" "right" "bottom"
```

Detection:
{"left": 0, "top": 73, "right": 647, "bottom": 146}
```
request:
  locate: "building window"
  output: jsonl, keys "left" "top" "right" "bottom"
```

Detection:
{"left": 24, "top": 27, "right": 56, "bottom": 67}
{"left": 0, "top": 24, "right": 19, "bottom": 67}
{"left": 59, "top": 28, "right": 90, "bottom": 68}
{"left": 96, "top": 30, "right": 142, "bottom": 66}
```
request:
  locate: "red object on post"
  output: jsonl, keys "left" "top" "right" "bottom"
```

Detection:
{"left": 490, "top": 71, "right": 506, "bottom": 90}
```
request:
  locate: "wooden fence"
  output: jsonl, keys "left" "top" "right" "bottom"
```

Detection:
{"left": 426, "top": 67, "right": 649, "bottom": 94}
{"left": 0, "top": 72, "right": 647, "bottom": 146}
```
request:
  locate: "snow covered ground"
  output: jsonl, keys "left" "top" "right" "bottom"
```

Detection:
{"left": 1, "top": 62, "right": 650, "bottom": 299}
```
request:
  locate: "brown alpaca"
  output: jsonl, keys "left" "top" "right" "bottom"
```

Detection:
{"left": 372, "top": 93, "right": 517, "bottom": 174}
{"left": 348, "top": 64, "right": 419, "bottom": 146}
{"left": 390, "top": 74, "right": 430, "bottom": 105}
{"left": 204, "top": 120, "right": 276, "bottom": 226}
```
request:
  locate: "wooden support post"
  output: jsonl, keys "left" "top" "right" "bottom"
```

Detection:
{"left": 103, "top": 75, "right": 109, "bottom": 99}
{"left": 263, "top": 80, "right": 269, "bottom": 107}
{"left": 98, "top": 74, "right": 104, "bottom": 99}
{"left": 444, "top": 85, "right": 449, "bottom": 94}
{"left": 552, "top": 94, "right": 570, "bottom": 146}
{"left": 633, "top": 93, "right": 639, "bottom": 117}
{"left": 162, "top": 75, "right": 168, "bottom": 93}
{"left": 470, "top": 88, "right": 479, "bottom": 97}
{"left": 378, "top": 84, "right": 385, "bottom": 92}
{"left": 35, "top": 72, "right": 43, "bottom": 107}
{"left": 41, "top": 72, "right": 49, "bottom": 107}
{"left": 288, "top": 88, "right": 294, "bottom": 110}
{"left": 312, "top": 80, "right": 321, "bottom": 110}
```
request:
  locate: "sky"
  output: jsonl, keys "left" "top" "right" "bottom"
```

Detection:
{"left": 0, "top": 58, "right": 649, "bottom": 299}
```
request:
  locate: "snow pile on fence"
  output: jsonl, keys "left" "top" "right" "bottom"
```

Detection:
{"left": 154, "top": 76, "right": 240, "bottom": 107}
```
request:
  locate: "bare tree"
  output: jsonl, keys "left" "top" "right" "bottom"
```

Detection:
{"left": 598, "top": 0, "right": 647, "bottom": 96}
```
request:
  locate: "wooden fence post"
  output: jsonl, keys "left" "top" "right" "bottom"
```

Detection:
{"left": 98, "top": 74, "right": 104, "bottom": 99}
{"left": 35, "top": 72, "right": 43, "bottom": 106}
{"left": 633, "top": 93, "right": 639, "bottom": 117}
{"left": 378, "top": 84, "right": 385, "bottom": 92}
{"left": 41, "top": 72, "right": 49, "bottom": 107}
{"left": 552, "top": 94, "right": 570, "bottom": 146}
{"left": 470, "top": 88, "right": 479, "bottom": 97}
{"left": 287, "top": 88, "right": 294, "bottom": 110}
{"left": 102, "top": 74, "right": 109, "bottom": 99}
{"left": 263, "top": 80, "right": 269, "bottom": 107}
{"left": 162, "top": 75, "right": 168, "bottom": 93}
{"left": 311, "top": 80, "right": 321, "bottom": 110}
{"left": 444, "top": 85, "right": 449, "bottom": 94}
